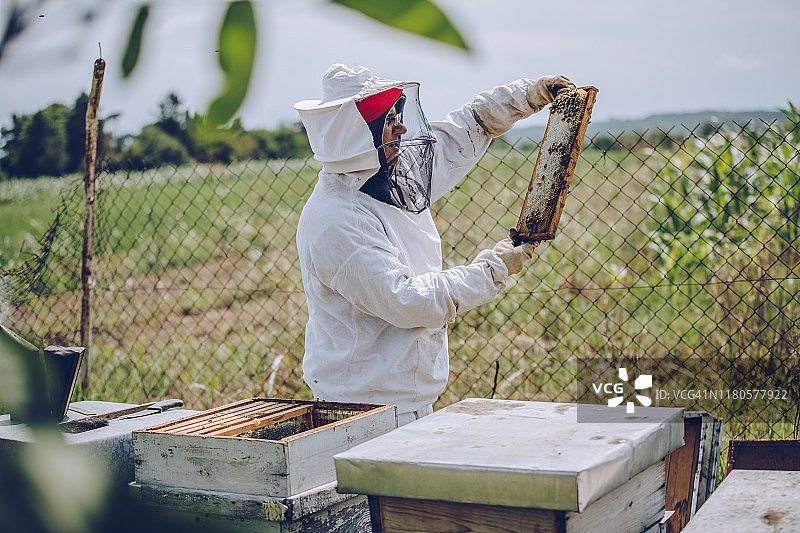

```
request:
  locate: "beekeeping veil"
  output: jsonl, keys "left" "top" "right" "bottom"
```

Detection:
{"left": 294, "top": 64, "right": 435, "bottom": 213}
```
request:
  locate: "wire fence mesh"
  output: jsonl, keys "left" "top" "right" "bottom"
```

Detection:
{"left": 1, "top": 119, "right": 798, "bottom": 443}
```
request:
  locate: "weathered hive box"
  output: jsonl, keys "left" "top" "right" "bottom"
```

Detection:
{"left": 129, "top": 480, "right": 371, "bottom": 533}
{"left": 335, "top": 398, "right": 684, "bottom": 533}
{"left": 0, "top": 400, "right": 199, "bottom": 492}
{"left": 133, "top": 398, "right": 396, "bottom": 498}
{"left": 680, "top": 469, "right": 800, "bottom": 532}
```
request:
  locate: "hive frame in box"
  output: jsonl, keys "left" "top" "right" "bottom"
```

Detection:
{"left": 511, "top": 86, "right": 598, "bottom": 244}
{"left": 132, "top": 398, "right": 397, "bottom": 498}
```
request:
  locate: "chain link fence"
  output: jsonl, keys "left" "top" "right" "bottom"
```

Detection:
{"left": 1, "top": 119, "right": 798, "bottom": 442}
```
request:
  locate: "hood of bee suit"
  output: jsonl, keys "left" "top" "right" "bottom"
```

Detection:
{"left": 294, "top": 64, "right": 416, "bottom": 186}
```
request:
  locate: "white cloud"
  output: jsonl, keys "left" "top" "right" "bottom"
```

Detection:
{"left": 714, "top": 54, "right": 767, "bottom": 71}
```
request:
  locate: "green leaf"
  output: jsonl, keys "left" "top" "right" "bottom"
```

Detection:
{"left": 121, "top": 4, "right": 150, "bottom": 78}
{"left": 331, "top": 0, "right": 469, "bottom": 51}
{"left": 207, "top": 1, "right": 257, "bottom": 128}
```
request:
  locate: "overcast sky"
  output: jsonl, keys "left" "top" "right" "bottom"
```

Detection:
{"left": 0, "top": 0, "right": 798, "bottom": 137}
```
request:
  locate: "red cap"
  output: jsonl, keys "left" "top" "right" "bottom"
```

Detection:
{"left": 356, "top": 88, "right": 403, "bottom": 124}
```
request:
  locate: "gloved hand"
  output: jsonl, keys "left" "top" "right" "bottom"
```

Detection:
{"left": 526, "top": 75, "right": 576, "bottom": 109}
{"left": 469, "top": 75, "right": 576, "bottom": 138}
{"left": 492, "top": 238, "right": 538, "bottom": 276}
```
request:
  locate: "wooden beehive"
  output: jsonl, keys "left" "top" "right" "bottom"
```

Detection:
{"left": 511, "top": 86, "right": 598, "bottom": 244}
{"left": 680, "top": 470, "right": 800, "bottom": 533}
{"left": 132, "top": 398, "right": 396, "bottom": 498}
{"left": 726, "top": 439, "right": 800, "bottom": 472}
{"left": 663, "top": 412, "right": 723, "bottom": 532}
{"left": 336, "top": 399, "right": 684, "bottom": 533}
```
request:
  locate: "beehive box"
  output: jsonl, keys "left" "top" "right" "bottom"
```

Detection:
{"left": 335, "top": 399, "right": 684, "bottom": 533}
{"left": 0, "top": 400, "right": 199, "bottom": 495}
{"left": 133, "top": 398, "right": 396, "bottom": 498}
{"left": 129, "top": 480, "right": 371, "bottom": 533}
{"left": 680, "top": 470, "right": 800, "bottom": 532}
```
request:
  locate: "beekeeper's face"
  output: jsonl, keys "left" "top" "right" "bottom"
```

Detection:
{"left": 382, "top": 106, "right": 407, "bottom": 167}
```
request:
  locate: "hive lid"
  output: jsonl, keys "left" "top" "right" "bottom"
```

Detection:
{"left": 680, "top": 470, "right": 800, "bottom": 532}
{"left": 335, "top": 399, "right": 683, "bottom": 512}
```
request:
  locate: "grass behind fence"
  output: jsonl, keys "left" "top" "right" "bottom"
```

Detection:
{"left": 1, "top": 134, "right": 798, "bottom": 440}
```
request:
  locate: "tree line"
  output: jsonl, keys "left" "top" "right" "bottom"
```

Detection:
{"left": 0, "top": 92, "right": 313, "bottom": 180}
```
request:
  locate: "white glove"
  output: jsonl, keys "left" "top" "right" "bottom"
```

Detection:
{"left": 470, "top": 75, "right": 576, "bottom": 138}
{"left": 492, "top": 238, "right": 538, "bottom": 276}
{"left": 526, "top": 75, "right": 576, "bottom": 110}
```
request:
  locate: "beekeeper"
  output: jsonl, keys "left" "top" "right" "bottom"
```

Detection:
{"left": 295, "top": 64, "right": 574, "bottom": 426}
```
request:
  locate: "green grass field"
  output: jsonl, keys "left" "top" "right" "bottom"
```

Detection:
{"left": 0, "top": 177, "right": 80, "bottom": 271}
{"left": 1, "top": 140, "right": 797, "bottom": 443}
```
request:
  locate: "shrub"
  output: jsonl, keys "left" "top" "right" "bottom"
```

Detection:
{"left": 124, "top": 125, "right": 189, "bottom": 170}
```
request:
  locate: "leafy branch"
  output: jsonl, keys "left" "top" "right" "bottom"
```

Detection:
{"left": 1, "top": 0, "right": 468, "bottom": 128}
{"left": 119, "top": 0, "right": 469, "bottom": 127}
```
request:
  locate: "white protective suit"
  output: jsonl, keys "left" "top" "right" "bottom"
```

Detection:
{"left": 295, "top": 64, "right": 568, "bottom": 416}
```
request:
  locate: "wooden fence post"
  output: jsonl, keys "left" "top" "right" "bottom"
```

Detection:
{"left": 80, "top": 57, "right": 105, "bottom": 389}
